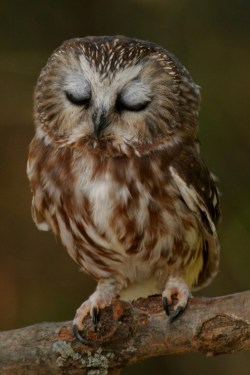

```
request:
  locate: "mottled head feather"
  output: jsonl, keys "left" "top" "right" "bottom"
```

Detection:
{"left": 34, "top": 36, "right": 201, "bottom": 156}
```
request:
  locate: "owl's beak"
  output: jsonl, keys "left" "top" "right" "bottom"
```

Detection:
{"left": 92, "top": 109, "right": 110, "bottom": 137}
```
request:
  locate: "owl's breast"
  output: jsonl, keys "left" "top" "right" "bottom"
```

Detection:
{"left": 29, "top": 137, "right": 203, "bottom": 283}
{"left": 65, "top": 152, "right": 202, "bottom": 283}
{"left": 73, "top": 153, "right": 168, "bottom": 248}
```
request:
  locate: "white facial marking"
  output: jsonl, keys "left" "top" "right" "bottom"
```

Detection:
{"left": 121, "top": 80, "right": 151, "bottom": 108}
{"left": 63, "top": 73, "right": 91, "bottom": 101}
{"left": 78, "top": 54, "right": 144, "bottom": 112}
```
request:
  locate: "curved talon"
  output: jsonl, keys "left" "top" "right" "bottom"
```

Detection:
{"left": 72, "top": 324, "right": 92, "bottom": 345}
{"left": 92, "top": 307, "right": 100, "bottom": 331}
{"left": 162, "top": 297, "right": 170, "bottom": 316}
{"left": 169, "top": 306, "right": 184, "bottom": 323}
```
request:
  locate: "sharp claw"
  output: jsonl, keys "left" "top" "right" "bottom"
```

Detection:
{"left": 168, "top": 306, "right": 184, "bottom": 323}
{"left": 162, "top": 297, "right": 170, "bottom": 316}
{"left": 92, "top": 307, "right": 100, "bottom": 331}
{"left": 72, "top": 324, "right": 92, "bottom": 345}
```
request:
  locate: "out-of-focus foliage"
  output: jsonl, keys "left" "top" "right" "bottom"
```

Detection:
{"left": 0, "top": 1, "right": 249, "bottom": 373}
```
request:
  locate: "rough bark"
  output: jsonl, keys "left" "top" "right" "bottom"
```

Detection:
{"left": 0, "top": 291, "right": 249, "bottom": 374}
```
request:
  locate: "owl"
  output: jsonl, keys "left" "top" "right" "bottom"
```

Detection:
{"left": 27, "top": 36, "right": 220, "bottom": 343}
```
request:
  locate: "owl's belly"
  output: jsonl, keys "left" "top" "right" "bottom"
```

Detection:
{"left": 37, "top": 152, "right": 205, "bottom": 290}
{"left": 60, "top": 167, "right": 204, "bottom": 289}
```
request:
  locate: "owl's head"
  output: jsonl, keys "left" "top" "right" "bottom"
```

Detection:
{"left": 34, "top": 36, "right": 200, "bottom": 156}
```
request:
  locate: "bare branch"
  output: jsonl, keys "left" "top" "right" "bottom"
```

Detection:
{"left": 0, "top": 291, "right": 249, "bottom": 374}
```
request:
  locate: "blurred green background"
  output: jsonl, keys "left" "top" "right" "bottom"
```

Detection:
{"left": 0, "top": 0, "right": 249, "bottom": 373}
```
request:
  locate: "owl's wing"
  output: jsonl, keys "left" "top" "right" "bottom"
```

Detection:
{"left": 27, "top": 141, "right": 51, "bottom": 232}
{"left": 31, "top": 196, "right": 50, "bottom": 231}
{"left": 169, "top": 144, "right": 221, "bottom": 289}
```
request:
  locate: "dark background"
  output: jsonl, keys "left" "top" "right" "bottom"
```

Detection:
{"left": 0, "top": 0, "right": 249, "bottom": 373}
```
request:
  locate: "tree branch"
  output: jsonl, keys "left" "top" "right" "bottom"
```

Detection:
{"left": 0, "top": 291, "right": 249, "bottom": 374}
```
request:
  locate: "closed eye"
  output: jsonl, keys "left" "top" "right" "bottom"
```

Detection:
{"left": 116, "top": 79, "right": 152, "bottom": 112}
{"left": 65, "top": 91, "right": 91, "bottom": 107}
{"left": 116, "top": 96, "right": 150, "bottom": 112}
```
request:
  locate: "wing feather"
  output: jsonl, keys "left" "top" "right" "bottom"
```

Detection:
{"left": 31, "top": 196, "right": 50, "bottom": 231}
{"left": 170, "top": 145, "right": 221, "bottom": 289}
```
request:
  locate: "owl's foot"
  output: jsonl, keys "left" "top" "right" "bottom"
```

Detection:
{"left": 162, "top": 277, "right": 191, "bottom": 323}
{"left": 72, "top": 297, "right": 109, "bottom": 345}
{"left": 72, "top": 278, "right": 124, "bottom": 344}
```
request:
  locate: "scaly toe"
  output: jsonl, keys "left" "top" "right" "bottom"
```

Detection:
{"left": 73, "top": 300, "right": 91, "bottom": 332}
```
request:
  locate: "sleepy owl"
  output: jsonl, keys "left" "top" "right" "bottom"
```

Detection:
{"left": 27, "top": 36, "right": 220, "bottom": 343}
